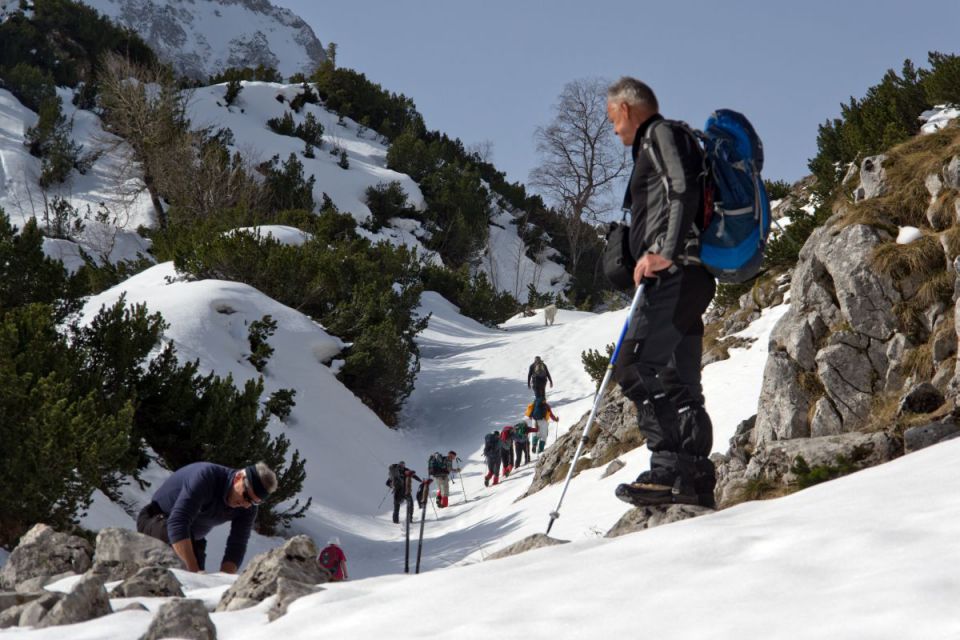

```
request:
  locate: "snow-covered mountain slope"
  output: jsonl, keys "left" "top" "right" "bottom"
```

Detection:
{"left": 80, "top": 0, "right": 326, "bottom": 81}
{"left": 9, "top": 289, "right": 960, "bottom": 636}
{"left": 480, "top": 208, "right": 569, "bottom": 299}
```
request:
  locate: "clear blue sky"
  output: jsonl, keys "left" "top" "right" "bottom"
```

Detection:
{"left": 275, "top": 0, "right": 959, "bottom": 188}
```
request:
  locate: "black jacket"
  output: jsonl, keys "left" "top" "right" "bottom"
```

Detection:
{"left": 527, "top": 362, "right": 552, "bottom": 386}
{"left": 623, "top": 114, "right": 705, "bottom": 264}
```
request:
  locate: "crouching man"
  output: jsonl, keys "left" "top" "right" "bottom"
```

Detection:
{"left": 137, "top": 461, "right": 277, "bottom": 573}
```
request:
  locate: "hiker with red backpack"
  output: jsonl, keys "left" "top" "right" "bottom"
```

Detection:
{"left": 602, "top": 77, "right": 723, "bottom": 508}
{"left": 527, "top": 356, "right": 553, "bottom": 401}
{"left": 428, "top": 451, "right": 460, "bottom": 508}
{"left": 527, "top": 399, "right": 559, "bottom": 455}
{"left": 317, "top": 537, "right": 348, "bottom": 582}
{"left": 499, "top": 425, "right": 515, "bottom": 477}
{"left": 483, "top": 430, "right": 502, "bottom": 486}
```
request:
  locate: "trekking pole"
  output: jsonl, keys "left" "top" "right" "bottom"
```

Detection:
{"left": 545, "top": 283, "right": 646, "bottom": 535}
{"left": 377, "top": 487, "right": 390, "bottom": 510}
{"left": 456, "top": 457, "right": 468, "bottom": 503}
{"left": 415, "top": 481, "right": 430, "bottom": 573}
{"left": 404, "top": 492, "right": 413, "bottom": 573}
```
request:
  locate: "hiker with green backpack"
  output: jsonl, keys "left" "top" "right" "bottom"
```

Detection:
{"left": 511, "top": 421, "right": 535, "bottom": 467}
{"left": 427, "top": 451, "right": 460, "bottom": 508}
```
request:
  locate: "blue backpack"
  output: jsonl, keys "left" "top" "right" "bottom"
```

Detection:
{"left": 697, "top": 110, "right": 771, "bottom": 284}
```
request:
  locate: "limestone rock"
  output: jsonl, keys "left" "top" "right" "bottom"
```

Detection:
{"left": 926, "top": 173, "right": 944, "bottom": 198}
{"left": 0, "top": 525, "right": 92, "bottom": 592}
{"left": 810, "top": 397, "right": 844, "bottom": 437}
{"left": 944, "top": 156, "right": 960, "bottom": 190}
{"left": 606, "top": 504, "right": 712, "bottom": 538}
{"left": 0, "top": 592, "right": 44, "bottom": 615}
{"left": 854, "top": 154, "right": 888, "bottom": 201}
{"left": 754, "top": 350, "right": 812, "bottom": 443}
{"left": 90, "top": 528, "right": 182, "bottom": 582}
{"left": 37, "top": 574, "right": 110, "bottom": 628}
{"left": 14, "top": 592, "right": 62, "bottom": 628}
{"left": 216, "top": 536, "right": 326, "bottom": 612}
{"left": 601, "top": 459, "right": 626, "bottom": 479}
{"left": 267, "top": 577, "right": 322, "bottom": 622}
{"left": 486, "top": 534, "right": 568, "bottom": 561}
{"left": 816, "top": 342, "right": 876, "bottom": 430}
{"left": 904, "top": 419, "right": 960, "bottom": 453}
{"left": 110, "top": 566, "right": 184, "bottom": 598}
{"left": 140, "top": 599, "right": 216, "bottom": 640}
{"left": 728, "top": 415, "right": 757, "bottom": 464}
{"left": 898, "top": 382, "right": 945, "bottom": 416}
{"left": 745, "top": 432, "right": 901, "bottom": 486}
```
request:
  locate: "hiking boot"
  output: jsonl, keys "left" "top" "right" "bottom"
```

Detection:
{"left": 441, "top": 495, "right": 449, "bottom": 508}
{"left": 492, "top": 475, "right": 499, "bottom": 485}
{"left": 484, "top": 473, "right": 491, "bottom": 487}
{"left": 614, "top": 480, "right": 699, "bottom": 507}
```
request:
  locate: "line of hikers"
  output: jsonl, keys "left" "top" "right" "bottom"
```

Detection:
{"left": 482, "top": 398, "right": 560, "bottom": 486}
{"left": 386, "top": 451, "right": 462, "bottom": 524}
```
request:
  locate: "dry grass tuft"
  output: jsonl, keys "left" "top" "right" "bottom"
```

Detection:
{"left": 871, "top": 234, "right": 945, "bottom": 280}
{"left": 913, "top": 270, "right": 955, "bottom": 309}
{"left": 903, "top": 343, "right": 934, "bottom": 381}
{"left": 941, "top": 226, "right": 960, "bottom": 261}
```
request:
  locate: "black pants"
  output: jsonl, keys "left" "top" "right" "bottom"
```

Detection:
{"left": 613, "top": 265, "right": 716, "bottom": 486}
{"left": 532, "top": 378, "right": 547, "bottom": 400}
{"left": 500, "top": 445, "right": 513, "bottom": 470}
{"left": 136, "top": 503, "right": 207, "bottom": 570}
{"left": 392, "top": 493, "right": 413, "bottom": 523}
{"left": 514, "top": 440, "right": 530, "bottom": 466}
{"left": 485, "top": 454, "right": 501, "bottom": 477}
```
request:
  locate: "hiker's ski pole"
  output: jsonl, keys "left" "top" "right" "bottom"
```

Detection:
{"left": 377, "top": 487, "right": 390, "bottom": 510}
{"left": 456, "top": 457, "right": 468, "bottom": 503}
{"left": 546, "top": 283, "right": 646, "bottom": 535}
{"left": 415, "top": 480, "right": 430, "bottom": 573}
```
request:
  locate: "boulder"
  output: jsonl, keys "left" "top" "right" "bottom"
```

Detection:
{"left": 816, "top": 341, "right": 876, "bottom": 430}
{"left": 486, "top": 534, "right": 568, "bottom": 561}
{"left": 600, "top": 459, "right": 626, "bottom": 479}
{"left": 898, "top": 382, "right": 945, "bottom": 416}
{"left": 0, "top": 591, "right": 45, "bottom": 615}
{"left": 944, "top": 156, "right": 960, "bottom": 191}
{"left": 267, "top": 577, "right": 322, "bottom": 622}
{"left": 854, "top": 154, "right": 888, "bottom": 201}
{"left": 140, "top": 599, "right": 216, "bottom": 640}
{"left": 606, "top": 504, "right": 712, "bottom": 538}
{"left": 110, "top": 566, "right": 184, "bottom": 598}
{"left": 904, "top": 419, "right": 960, "bottom": 453}
{"left": 216, "top": 536, "right": 326, "bottom": 612}
{"left": 0, "top": 525, "right": 92, "bottom": 592}
{"left": 90, "top": 528, "right": 182, "bottom": 582}
{"left": 728, "top": 415, "right": 757, "bottom": 464}
{"left": 37, "top": 574, "right": 110, "bottom": 628}
{"left": 12, "top": 592, "right": 62, "bottom": 628}
{"left": 754, "top": 350, "right": 812, "bottom": 443}
{"left": 926, "top": 172, "right": 944, "bottom": 198}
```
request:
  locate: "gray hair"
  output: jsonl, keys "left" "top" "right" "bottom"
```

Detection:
{"left": 254, "top": 461, "right": 278, "bottom": 495}
{"left": 607, "top": 77, "right": 659, "bottom": 112}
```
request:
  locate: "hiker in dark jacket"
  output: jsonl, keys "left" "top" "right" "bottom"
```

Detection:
{"left": 527, "top": 356, "right": 553, "bottom": 400}
{"left": 483, "top": 430, "right": 502, "bottom": 486}
{"left": 512, "top": 421, "right": 536, "bottom": 467}
{"left": 386, "top": 461, "right": 423, "bottom": 524}
{"left": 499, "top": 425, "right": 515, "bottom": 477}
{"left": 137, "top": 461, "right": 277, "bottom": 573}
{"left": 605, "top": 77, "right": 717, "bottom": 508}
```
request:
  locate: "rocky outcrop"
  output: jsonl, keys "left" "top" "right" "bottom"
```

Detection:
{"left": 485, "top": 534, "right": 569, "bottom": 561}
{"left": 522, "top": 384, "right": 645, "bottom": 497}
{"left": 36, "top": 574, "right": 111, "bottom": 628}
{"left": 216, "top": 535, "right": 326, "bottom": 612}
{"left": 110, "top": 566, "right": 184, "bottom": 598}
{"left": 854, "top": 155, "right": 888, "bottom": 201}
{"left": 141, "top": 599, "right": 216, "bottom": 640}
{"left": 267, "top": 577, "right": 323, "bottom": 622}
{"left": 606, "top": 504, "right": 712, "bottom": 538}
{"left": 0, "top": 525, "right": 92, "bottom": 592}
{"left": 90, "top": 528, "right": 183, "bottom": 582}
{"left": 904, "top": 416, "right": 960, "bottom": 453}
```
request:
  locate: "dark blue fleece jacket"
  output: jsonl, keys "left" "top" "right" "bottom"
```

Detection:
{"left": 151, "top": 462, "right": 256, "bottom": 567}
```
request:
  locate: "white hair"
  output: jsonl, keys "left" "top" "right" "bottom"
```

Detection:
{"left": 607, "top": 77, "right": 659, "bottom": 111}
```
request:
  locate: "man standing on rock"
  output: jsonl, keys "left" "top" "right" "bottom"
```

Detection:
{"left": 605, "top": 77, "right": 717, "bottom": 508}
{"left": 137, "top": 461, "right": 277, "bottom": 573}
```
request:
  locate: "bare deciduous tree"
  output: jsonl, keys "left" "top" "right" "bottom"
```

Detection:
{"left": 530, "top": 77, "right": 627, "bottom": 279}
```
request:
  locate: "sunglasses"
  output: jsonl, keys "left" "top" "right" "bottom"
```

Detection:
{"left": 242, "top": 479, "right": 263, "bottom": 505}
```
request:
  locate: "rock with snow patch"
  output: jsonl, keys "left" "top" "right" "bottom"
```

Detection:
{"left": 140, "top": 598, "right": 216, "bottom": 640}
{"left": 115, "top": 602, "right": 149, "bottom": 613}
{"left": 90, "top": 528, "right": 182, "bottom": 582}
{"left": 904, "top": 418, "right": 960, "bottom": 453}
{"left": 267, "top": 577, "right": 323, "bottom": 622}
{"left": 110, "top": 566, "right": 184, "bottom": 598}
{"left": 216, "top": 536, "right": 326, "bottom": 612}
{"left": 606, "top": 504, "right": 712, "bottom": 538}
{"left": 854, "top": 154, "right": 888, "bottom": 201}
{"left": 0, "top": 525, "right": 92, "bottom": 592}
{"left": 485, "top": 534, "right": 569, "bottom": 561}
{"left": 898, "top": 383, "right": 945, "bottom": 416}
{"left": 37, "top": 573, "right": 110, "bottom": 628}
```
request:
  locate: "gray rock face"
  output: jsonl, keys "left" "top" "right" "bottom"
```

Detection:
{"left": 140, "top": 599, "right": 216, "bottom": 640}
{"left": 854, "top": 154, "right": 888, "bottom": 201}
{"left": 944, "top": 156, "right": 960, "bottom": 191}
{"left": 606, "top": 504, "right": 712, "bottom": 538}
{"left": 745, "top": 432, "right": 901, "bottom": 485}
{"left": 84, "top": 0, "right": 326, "bottom": 81}
{"left": 898, "top": 382, "right": 946, "bottom": 416}
{"left": 485, "top": 534, "right": 569, "bottom": 561}
{"left": 0, "top": 525, "right": 93, "bottom": 592}
{"left": 216, "top": 536, "right": 326, "bottom": 612}
{"left": 267, "top": 577, "right": 322, "bottom": 622}
{"left": 904, "top": 419, "right": 960, "bottom": 453}
{"left": 754, "top": 350, "right": 812, "bottom": 443}
{"left": 0, "top": 592, "right": 45, "bottom": 615}
{"left": 110, "top": 566, "right": 184, "bottom": 598}
{"left": 90, "top": 528, "right": 182, "bottom": 582}
{"left": 11, "top": 592, "right": 62, "bottom": 628}
{"left": 523, "top": 384, "right": 645, "bottom": 497}
{"left": 37, "top": 574, "right": 111, "bottom": 628}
